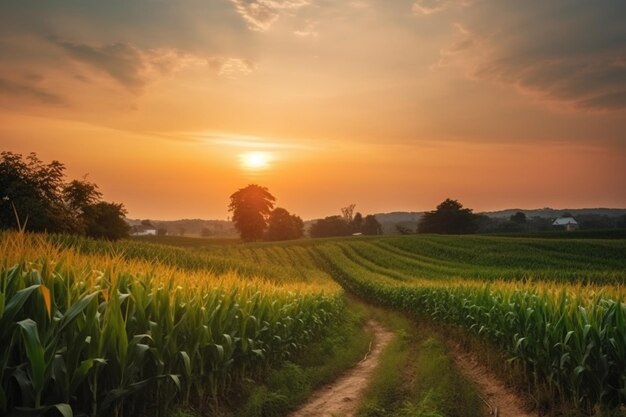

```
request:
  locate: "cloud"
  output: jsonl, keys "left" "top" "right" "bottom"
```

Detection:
{"left": 50, "top": 38, "right": 206, "bottom": 93}
{"left": 208, "top": 57, "right": 256, "bottom": 78}
{"left": 412, "top": 0, "right": 471, "bottom": 16}
{"left": 577, "top": 91, "right": 626, "bottom": 111}
{"left": 0, "top": 78, "right": 66, "bottom": 105}
{"left": 163, "top": 131, "right": 316, "bottom": 150}
{"left": 412, "top": 0, "right": 448, "bottom": 15}
{"left": 294, "top": 20, "right": 319, "bottom": 38}
{"left": 50, "top": 38, "right": 253, "bottom": 92}
{"left": 208, "top": 133, "right": 314, "bottom": 150}
{"left": 51, "top": 39, "right": 147, "bottom": 91}
{"left": 229, "top": 0, "right": 309, "bottom": 31}
{"left": 434, "top": 1, "right": 626, "bottom": 111}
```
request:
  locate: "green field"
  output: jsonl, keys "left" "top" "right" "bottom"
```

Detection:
{"left": 2, "top": 232, "right": 625, "bottom": 416}
{"left": 311, "top": 236, "right": 626, "bottom": 413}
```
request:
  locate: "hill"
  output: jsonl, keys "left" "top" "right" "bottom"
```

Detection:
{"left": 482, "top": 207, "right": 626, "bottom": 219}
{"left": 372, "top": 207, "right": 626, "bottom": 234}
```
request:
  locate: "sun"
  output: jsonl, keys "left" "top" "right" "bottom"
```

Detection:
{"left": 240, "top": 151, "right": 272, "bottom": 170}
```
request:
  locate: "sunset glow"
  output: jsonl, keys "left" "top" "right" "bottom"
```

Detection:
{"left": 0, "top": 1, "right": 624, "bottom": 220}
{"left": 240, "top": 151, "right": 272, "bottom": 170}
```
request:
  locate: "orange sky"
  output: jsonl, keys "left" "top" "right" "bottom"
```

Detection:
{"left": 1, "top": 0, "right": 625, "bottom": 219}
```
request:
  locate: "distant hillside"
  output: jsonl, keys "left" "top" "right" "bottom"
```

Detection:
{"left": 481, "top": 208, "right": 626, "bottom": 219}
{"left": 359, "top": 208, "right": 626, "bottom": 235}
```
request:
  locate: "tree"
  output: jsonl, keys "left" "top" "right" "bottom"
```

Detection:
{"left": 64, "top": 178, "right": 102, "bottom": 212}
{"left": 228, "top": 184, "right": 276, "bottom": 241}
{"left": 352, "top": 212, "right": 363, "bottom": 232}
{"left": 83, "top": 202, "right": 130, "bottom": 240}
{"left": 341, "top": 204, "right": 356, "bottom": 223}
{"left": 63, "top": 179, "right": 104, "bottom": 234}
{"left": 418, "top": 199, "right": 478, "bottom": 234}
{"left": 266, "top": 207, "right": 304, "bottom": 241}
{"left": 157, "top": 227, "right": 167, "bottom": 236}
{"left": 510, "top": 211, "right": 527, "bottom": 224}
{"left": 0, "top": 152, "right": 74, "bottom": 233}
{"left": 362, "top": 214, "right": 382, "bottom": 235}
{"left": 309, "top": 215, "right": 351, "bottom": 238}
{"left": 310, "top": 206, "right": 383, "bottom": 238}
{"left": 0, "top": 151, "right": 129, "bottom": 239}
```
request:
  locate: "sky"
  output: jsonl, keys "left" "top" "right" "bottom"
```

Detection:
{"left": 0, "top": 0, "right": 625, "bottom": 220}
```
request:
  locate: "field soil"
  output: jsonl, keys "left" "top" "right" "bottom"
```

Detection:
{"left": 449, "top": 343, "right": 534, "bottom": 417}
{"left": 288, "top": 320, "right": 394, "bottom": 417}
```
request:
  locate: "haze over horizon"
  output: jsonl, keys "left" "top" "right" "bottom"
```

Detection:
{"left": 1, "top": 0, "right": 625, "bottom": 220}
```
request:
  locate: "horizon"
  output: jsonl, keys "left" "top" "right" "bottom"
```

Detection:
{"left": 1, "top": 0, "right": 625, "bottom": 219}
{"left": 128, "top": 205, "right": 626, "bottom": 223}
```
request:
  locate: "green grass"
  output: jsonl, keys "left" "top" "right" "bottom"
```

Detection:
{"left": 355, "top": 302, "right": 485, "bottom": 417}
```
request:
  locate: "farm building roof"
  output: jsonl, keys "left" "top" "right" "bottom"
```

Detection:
{"left": 552, "top": 216, "right": 578, "bottom": 226}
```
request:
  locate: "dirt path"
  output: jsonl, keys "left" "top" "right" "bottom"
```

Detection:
{"left": 449, "top": 344, "right": 534, "bottom": 417}
{"left": 288, "top": 320, "right": 394, "bottom": 417}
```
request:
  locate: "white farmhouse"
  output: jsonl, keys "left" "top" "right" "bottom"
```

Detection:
{"left": 552, "top": 216, "right": 579, "bottom": 232}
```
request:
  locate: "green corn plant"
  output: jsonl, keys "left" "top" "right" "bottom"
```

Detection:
{"left": 312, "top": 240, "right": 626, "bottom": 412}
{"left": 0, "top": 232, "right": 343, "bottom": 417}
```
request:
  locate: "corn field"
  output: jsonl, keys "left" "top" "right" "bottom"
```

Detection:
{"left": 312, "top": 238, "right": 626, "bottom": 413}
{"left": 2, "top": 231, "right": 626, "bottom": 415}
{"left": 0, "top": 232, "right": 342, "bottom": 416}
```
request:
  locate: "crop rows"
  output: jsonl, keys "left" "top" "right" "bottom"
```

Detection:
{"left": 379, "top": 236, "right": 626, "bottom": 284}
{"left": 0, "top": 233, "right": 342, "bottom": 417}
{"left": 50, "top": 235, "right": 331, "bottom": 286}
{"left": 4, "top": 231, "right": 626, "bottom": 415}
{"left": 312, "top": 237, "right": 626, "bottom": 412}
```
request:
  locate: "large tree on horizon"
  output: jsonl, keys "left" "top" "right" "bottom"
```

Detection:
{"left": 228, "top": 184, "right": 276, "bottom": 241}
{"left": 418, "top": 198, "right": 478, "bottom": 234}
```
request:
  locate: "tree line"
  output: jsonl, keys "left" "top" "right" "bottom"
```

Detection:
{"left": 416, "top": 199, "right": 563, "bottom": 234}
{"left": 309, "top": 203, "right": 382, "bottom": 238}
{"left": 415, "top": 199, "right": 626, "bottom": 234}
{"left": 227, "top": 186, "right": 536, "bottom": 240}
{"left": 228, "top": 185, "right": 382, "bottom": 241}
{"left": 0, "top": 152, "right": 129, "bottom": 240}
{"left": 6, "top": 152, "right": 619, "bottom": 242}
